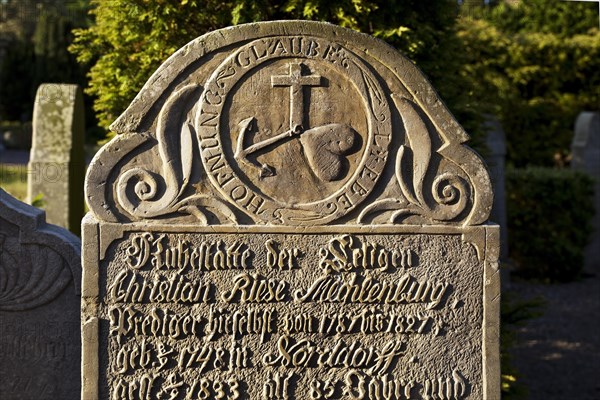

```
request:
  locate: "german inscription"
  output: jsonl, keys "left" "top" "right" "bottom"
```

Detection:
{"left": 83, "top": 21, "right": 500, "bottom": 400}
{"left": 99, "top": 230, "right": 481, "bottom": 399}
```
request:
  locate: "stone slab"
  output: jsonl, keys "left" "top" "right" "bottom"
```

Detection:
{"left": 28, "top": 83, "right": 85, "bottom": 235}
{"left": 0, "top": 188, "right": 81, "bottom": 399}
{"left": 82, "top": 21, "right": 500, "bottom": 400}
{"left": 83, "top": 221, "right": 499, "bottom": 399}
{"left": 571, "top": 111, "right": 600, "bottom": 271}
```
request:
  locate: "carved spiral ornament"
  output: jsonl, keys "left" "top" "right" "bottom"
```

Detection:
{"left": 117, "top": 168, "right": 160, "bottom": 210}
{"left": 431, "top": 173, "right": 469, "bottom": 219}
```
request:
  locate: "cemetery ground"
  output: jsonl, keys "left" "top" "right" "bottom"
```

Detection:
{"left": 1, "top": 149, "right": 598, "bottom": 399}
{"left": 505, "top": 272, "right": 600, "bottom": 399}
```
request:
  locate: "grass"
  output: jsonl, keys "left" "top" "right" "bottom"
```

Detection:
{"left": 0, "top": 164, "right": 28, "bottom": 201}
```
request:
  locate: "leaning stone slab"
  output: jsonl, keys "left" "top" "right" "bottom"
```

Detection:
{"left": 83, "top": 21, "right": 500, "bottom": 399}
{"left": 0, "top": 188, "right": 81, "bottom": 399}
{"left": 28, "top": 83, "right": 85, "bottom": 235}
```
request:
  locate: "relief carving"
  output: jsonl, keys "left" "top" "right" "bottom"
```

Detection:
{"left": 82, "top": 21, "right": 499, "bottom": 400}
{"left": 0, "top": 189, "right": 82, "bottom": 399}
{"left": 357, "top": 98, "right": 484, "bottom": 225}
{"left": 91, "top": 230, "right": 489, "bottom": 398}
{"left": 0, "top": 189, "right": 80, "bottom": 311}
{"left": 84, "top": 23, "right": 491, "bottom": 226}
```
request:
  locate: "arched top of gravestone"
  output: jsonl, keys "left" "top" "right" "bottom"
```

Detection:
{"left": 0, "top": 189, "right": 81, "bottom": 311}
{"left": 573, "top": 111, "right": 600, "bottom": 148}
{"left": 86, "top": 21, "right": 493, "bottom": 227}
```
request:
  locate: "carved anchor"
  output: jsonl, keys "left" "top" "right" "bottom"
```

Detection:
{"left": 234, "top": 62, "right": 357, "bottom": 181}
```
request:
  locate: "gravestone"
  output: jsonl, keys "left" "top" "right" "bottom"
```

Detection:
{"left": 82, "top": 21, "right": 500, "bottom": 400}
{"left": 28, "top": 83, "right": 85, "bottom": 235}
{"left": 571, "top": 111, "right": 600, "bottom": 271}
{"left": 0, "top": 188, "right": 81, "bottom": 399}
{"left": 484, "top": 116, "right": 508, "bottom": 261}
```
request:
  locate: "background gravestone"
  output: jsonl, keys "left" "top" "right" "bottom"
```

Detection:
{"left": 571, "top": 111, "right": 600, "bottom": 271}
{"left": 82, "top": 21, "right": 500, "bottom": 399}
{"left": 27, "top": 83, "right": 85, "bottom": 235}
{"left": 484, "top": 116, "right": 508, "bottom": 261}
{"left": 0, "top": 188, "right": 81, "bottom": 399}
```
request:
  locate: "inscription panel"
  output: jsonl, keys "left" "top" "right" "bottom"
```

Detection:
{"left": 92, "top": 227, "right": 488, "bottom": 399}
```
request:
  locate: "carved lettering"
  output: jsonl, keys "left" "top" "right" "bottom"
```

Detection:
{"left": 102, "top": 231, "right": 479, "bottom": 398}
{"left": 111, "top": 374, "right": 155, "bottom": 400}
{"left": 124, "top": 233, "right": 252, "bottom": 272}
{"left": 262, "top": 335, "right": 404, "bottom": 374}
{"left": 109, "top": 306, "right": 203, "bottom": 339}
{"left": 176, "top": 341, "right": 250, "bottom": 372}
{"left": 294, "top": 274, "right": 449, "bottom": 309}
{"left": 263, "top": 371, "right": 294, "bottom": 399}
{"left": 206, "top": 306, "right": 275, "bottom": 341}
{"left": 113, "top": 339, "right": 152, "bottom": 374}
{"left": 266, "top": 239, "right": 301, "bottom": 269}
{"left": 198, "top": 109, "right": 219, "bottom": 127}
{"left": 108, "top": 270, "right": 212, "bottom": 304}
{"left": 343, "top": 370, "right": 416, "bottom": 400}
{"left": 186, "top": 377, "right": 241, "bottom": 399}
{"left": 421, "top": 370, "right": 467, "bottom": 400}
{"left": 319, "top": 234, "right": 415, "bottom": 272}
{"left": 221, "top": 273, "right": 287, "bottom": 303}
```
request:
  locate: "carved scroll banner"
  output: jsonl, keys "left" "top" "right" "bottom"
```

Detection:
{"left": 83, "top": 21, "right": 500, "bottom": 400}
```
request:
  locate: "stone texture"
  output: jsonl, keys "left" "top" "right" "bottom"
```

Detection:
{"left": 571, "top": 111, "right": 600, "bottom": 272}
{"left": 83, "top": 21, "right": 500, "bottom": 400}
{"left": 0, "top": 188, "right": 81, "bottom": 399}
{"left": 28, "top": 83, "right": 85, "bottom": 235}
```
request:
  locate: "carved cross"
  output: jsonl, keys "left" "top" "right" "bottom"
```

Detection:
{"left": 271, "top": 63, "right": 322, "bottom": 131}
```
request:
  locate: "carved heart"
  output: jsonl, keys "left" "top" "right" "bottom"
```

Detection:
{"left": 301, "top": 123, "right": 357, "bottom": 182}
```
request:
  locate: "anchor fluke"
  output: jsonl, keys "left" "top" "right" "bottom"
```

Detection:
{"left": 259, "top": 163, "right": 276, "bottom": 179}
{"left": 235, "top": 117, "right": 256, "bottom": 161}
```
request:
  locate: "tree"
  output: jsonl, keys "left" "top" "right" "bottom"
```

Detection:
{"left": 484, "top": 0, "right": 598, "bottom": 37}
{"left": 0, "top": 0, "right": 90, "bottom": 121}
{"left": 70, "top": 0, "right": 480, "bottom": 139}
{"left": 0, "top": 41, "right": 35, "bottom": 120}
{"left": 458, "top": 0, "right": 600, "bottom": 166}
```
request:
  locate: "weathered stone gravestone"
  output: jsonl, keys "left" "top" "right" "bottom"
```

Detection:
{"left": 83, "top": 22, "right": 500, "bottom": 399}
{"left": 484, "top": 116, "right": 508, "bottom": 261}
{"left": 28, "top": 83, "right": 85, "bottom": 235}
{"left": 572, "top": 111, "right": 600, "bottom": 271}
{"left": 0, "top": 188, "right": 81, "bottom": 399}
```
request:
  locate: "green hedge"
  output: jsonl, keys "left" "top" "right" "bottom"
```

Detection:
{"left": 506, "top": 167, "right": 595, "bottom": 282}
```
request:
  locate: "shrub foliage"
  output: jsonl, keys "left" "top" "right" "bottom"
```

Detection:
{"left": 458, "top": 1, "right": 600, "bottom": 167}
{"left": 0, "top": 2, "right": 87, "bottom": 121}
{"left": 69, "top": 0, "right": 480, "bottom": 135}
{"left": 506, "top": 167, "right": 595, "bottom": 282}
